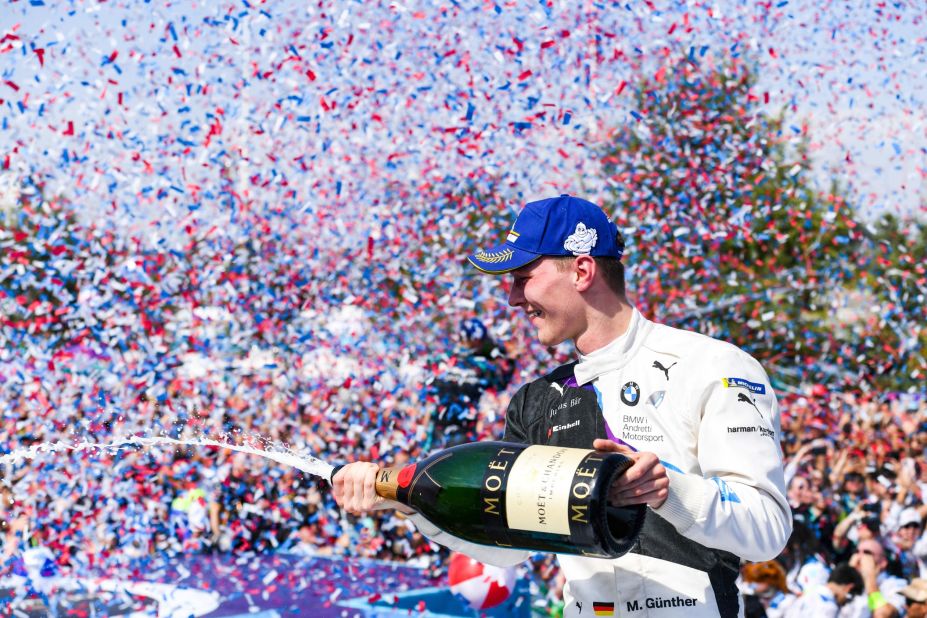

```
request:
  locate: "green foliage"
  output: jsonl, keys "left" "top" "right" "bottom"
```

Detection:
{"left": 599, "top": 56, "right": 866, "bottom": 390}
{"left": 0, "top": 176, "right": 84, "bottom": 343}
{"left": 854, "top": 213, "right": 927, "bottom": 390}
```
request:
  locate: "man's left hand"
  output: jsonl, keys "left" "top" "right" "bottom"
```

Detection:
{"left": 593, "top": 439, "right": 670, "bottom": 509}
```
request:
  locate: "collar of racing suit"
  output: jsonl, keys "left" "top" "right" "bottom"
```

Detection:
{"left": 573, "top": 307, "right": 655, "bottom": 386}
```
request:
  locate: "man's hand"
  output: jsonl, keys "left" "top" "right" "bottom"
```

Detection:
{"left": 850, "top": 550, "right": 880, "bottom": 593}
{"left": 593, "top": 439, "right": 670, "bottom": 509}
{"left": 331, "top": 462, "right": 414, "bottom": 515}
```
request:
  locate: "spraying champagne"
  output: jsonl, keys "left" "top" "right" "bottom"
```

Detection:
{"left": 332, "top": 441, "right": 646, "bottom": 558}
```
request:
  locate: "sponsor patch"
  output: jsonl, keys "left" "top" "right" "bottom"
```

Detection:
{"left": 550, "top": 419, "right": 580, "bottom": 434}
{"left": 564, "top": 222, "right": 598, "bottom": 254}
{"left": 727, "top": 425, "right": 776, "bottom": 440}
{"left": 646, "top": 390, "right": 665, "bottom": 408}
{"left": 722, "top": 377, "right": 766, "bottom": 394}
{"left": 651, "top": 360, "right": 676, "bottom": 381}
{"left": 620, "top": 381, "right": 640, "bottom": 406}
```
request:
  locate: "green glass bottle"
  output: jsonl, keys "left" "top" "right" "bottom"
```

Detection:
{"left": 372, "top": 441, "right": 646, "bottom": 558}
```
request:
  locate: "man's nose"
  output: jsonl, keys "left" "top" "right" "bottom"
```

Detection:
{"left": 507, "top": 285, "right": 523, "bottom": 308}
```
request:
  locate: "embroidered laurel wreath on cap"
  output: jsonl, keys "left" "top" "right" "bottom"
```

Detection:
{"left": 563, "top": 222, "right": 598, "bottom": 255}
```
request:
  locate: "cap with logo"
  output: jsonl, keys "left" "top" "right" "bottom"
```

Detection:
{"left": 459, "top": 317, "right": 487, "bottom": 342}
{"left": 467, "top": 194, "right": 624, "bottom": 274}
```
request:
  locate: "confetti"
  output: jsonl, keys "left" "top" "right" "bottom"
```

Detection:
{"left": 0, "top": 1, "right": 924, "bottom": 614}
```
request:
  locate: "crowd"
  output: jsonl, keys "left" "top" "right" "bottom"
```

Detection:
{"left": 0, "top": 198, "right": 923, "bottom": 616}
{"left": 0, "top": 337, "right": 513, "bottom": 566}
{"left": 4, "top": 318, "right": 927, "bottom": 618}
{"left": 739, "top": 390, "right": 927, "bottom": 617}
{"left": 1, "top": 0, "right": 925, "bottom": 613}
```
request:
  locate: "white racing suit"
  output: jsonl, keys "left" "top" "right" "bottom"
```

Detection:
{"left": 409, "top": 308, "right": 792, "bottom": 617}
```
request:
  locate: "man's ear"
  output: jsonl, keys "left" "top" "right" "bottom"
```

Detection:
{"left": 573, "top": 255, "right": 596, "bottom": 292}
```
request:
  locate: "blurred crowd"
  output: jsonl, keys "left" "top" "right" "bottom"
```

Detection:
{"left": 739, "top": 390, "right": 927, "bottom": 617}
{"left": 0, "top": 312, "right": 520, "bottom": 601}
{"left": 5, "top": 337, "right": 927, "bottom": 617}
{"left": 1, "top": 190, "right": 925, "bottom": 614}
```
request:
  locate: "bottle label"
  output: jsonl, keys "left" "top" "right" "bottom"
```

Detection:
{"left": 505, "top": 445, "right": 592, "bottom": 535}
{"left": 479, "top": 444, "right": 521, "bottom": 544}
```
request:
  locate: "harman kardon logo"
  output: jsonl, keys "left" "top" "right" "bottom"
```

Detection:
{"left": 551, "top": 419, "right": 580, "bottom": 433}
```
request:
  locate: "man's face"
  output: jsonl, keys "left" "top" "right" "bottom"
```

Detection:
{"left": 896, "top": 521, "right": 922, "bottom": 549}
{"left": 507, "top": 258, "right": 584, "bottom": 348}
{"left": 844, "top": 475, "right": 865, "bottom": 496}
{"left": 787, "top": 477, "right": 816, "bottom": 507}
{"left": 908, "top": 598, "right": 927, "bottom": 618}
{"left": 834, "top": 583, "right": 855, "bottom": 605}
{"left": 853, "top": 539, "right": 886, "bottom": 572}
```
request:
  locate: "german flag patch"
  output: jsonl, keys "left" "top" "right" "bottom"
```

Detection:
{"left": 593, "top": 601, "right": 615, "bottom": 616}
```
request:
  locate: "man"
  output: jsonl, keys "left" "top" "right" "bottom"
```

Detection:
{"left": 425, "top": 317, "right": 514, "bottom": 450}
{"left": 843, "top": 538, "right": 907, "bottom": 618}
{"left": 899, "top": 578, "right": 927, "bottom": 618}
{"left": 333, "top": 195, "right": 792, "bottom": 616}
{"left": 837, "top": 471, "right": 868, "bottom": 517}
{"left": 788, "top": 473, "right": 835, "bottom": 550}
{"left": 784, "top": 562, "right": 862, "bottom": 617}
{"left": 886, "top": 506, "right": 923, "bottom": 580}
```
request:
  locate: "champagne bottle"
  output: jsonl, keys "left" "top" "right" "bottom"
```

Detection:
{"left": 366, "top": 441, "right": 646, "bottom": 558}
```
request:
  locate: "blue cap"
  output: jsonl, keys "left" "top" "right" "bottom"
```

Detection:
{"left": 459, "top": 318, "right": 487, "bottom": 342}
{"left": 467, "top": 195, "right": 624, "bottom": 274}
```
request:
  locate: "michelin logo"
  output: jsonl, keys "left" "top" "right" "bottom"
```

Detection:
{"left": 563, "top": 222, "right": 598, "bottom": 254}
{"left": 721, "top": 377, "right": 766, "bottom": 395}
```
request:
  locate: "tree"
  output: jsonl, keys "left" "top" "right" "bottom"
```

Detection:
{"left": 852, "top": 213, "right": 927, "bottom": 391}
{"left": 599, "top": 55, "right": 865, "bottom": 391}
{"left": 0, "top": 174, "right": 84, "bottom": 346}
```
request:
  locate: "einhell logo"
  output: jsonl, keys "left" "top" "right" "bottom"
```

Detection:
{"left": 547, "top": 419, "right": 580, "bottom": 438}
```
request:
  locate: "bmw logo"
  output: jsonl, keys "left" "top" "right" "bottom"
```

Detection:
{"left": 620, "top": 381, "right": 640, "bottom": 406}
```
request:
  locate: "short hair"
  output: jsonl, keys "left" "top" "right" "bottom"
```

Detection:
{"left": 553, "top": 256, "right": 626, "bottom": 298}
{"left": 829, "top": 563, "right": 863, "bottom": 594}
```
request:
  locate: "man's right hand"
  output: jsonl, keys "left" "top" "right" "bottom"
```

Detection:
{"left": 850, "top": 550, "right": 880, "bottom": 593}
{"left": 331, "top": 462, "right": 414, "bottom": 515}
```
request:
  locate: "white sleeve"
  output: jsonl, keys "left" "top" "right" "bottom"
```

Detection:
{"left": 880, "top": 575, "right": 908, "bottom": 613}
{"left": 789, "top": 587, "right": 840, "bottom": 618}
{"left": 405, "top": 513, "right": 531, "bottom": 568}
{"left": 653, "top": 345, "right": 793, "bottom": 562}
{"left": 837, "top": 594, "right": 870, "bottom": 618}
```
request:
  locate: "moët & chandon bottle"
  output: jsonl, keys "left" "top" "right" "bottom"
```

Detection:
{"left": 371, "top": 441, "right": 646, "bottom": 558}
